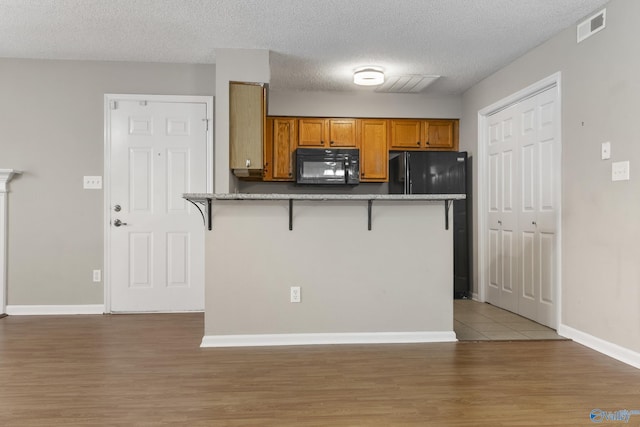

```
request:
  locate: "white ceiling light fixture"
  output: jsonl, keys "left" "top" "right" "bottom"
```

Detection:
{"left": 353, "top": 67, "right": 385, "bottom": 86}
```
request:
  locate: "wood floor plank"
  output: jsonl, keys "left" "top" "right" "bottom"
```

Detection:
{"left": 1, "top": 314, "right": 639, "bottom": 426}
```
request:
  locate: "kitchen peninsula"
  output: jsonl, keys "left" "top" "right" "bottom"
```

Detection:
{"left": 185, "top": 192, "right": 464, "bottom": 347}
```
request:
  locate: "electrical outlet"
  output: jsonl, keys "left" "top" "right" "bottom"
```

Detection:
{"left": 92, "top": 269, "right": 101, "bottom": 282}
{"left": 612, "top": 161, "right": 630, "bottom": 181}
{"left": 290, "top": 286, "right": 301, "bottom": 303}
{"left": 83, "top": 176, "right": 102, "bottom": 189}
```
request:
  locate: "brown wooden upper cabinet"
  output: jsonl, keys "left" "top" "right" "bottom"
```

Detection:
{"left": 358, "top": 119, "right": 388, "bottom": 182}
{"left": 425, "top": 120, "right": 457, "bottom": 149}
{"left": 229, "top": 82, "right": 266, "bottom": 178}
{"left": 298, "top": 118, "right": 357, "bottom": 148}
{"left": 263, "top": 117, "right": 296, "bottom": 181}
{"left": 389, "top": 119, "right": 422, "bottom": 149}
{"left": 389, "top": 119, "right": 457, "bottom": 151}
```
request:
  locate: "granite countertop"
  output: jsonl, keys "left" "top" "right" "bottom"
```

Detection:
{"left": 183, "top": 193, "right": 466, "bottom": 201}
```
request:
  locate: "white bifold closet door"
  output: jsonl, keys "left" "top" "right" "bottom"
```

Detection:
{"left": 486, "top": 87, "right": 559, "bottom": 328}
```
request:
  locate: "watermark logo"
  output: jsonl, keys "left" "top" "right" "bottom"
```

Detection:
{"left": 590, "top": 408, "right": 640, "bottom": 423}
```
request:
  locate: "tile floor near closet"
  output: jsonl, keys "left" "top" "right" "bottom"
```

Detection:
{"left": 454, "top": 299, "right": 565, "bottom": 341}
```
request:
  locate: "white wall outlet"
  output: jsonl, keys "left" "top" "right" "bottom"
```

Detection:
{"left": 92, "top": 269, "right": 101, "bottom": 282}
{"left": 290, "top": 286, "right": 301, "bottom": 303}
{"left": 83, "top": 176, "right": 102, "bottom": 189}
{"left": 601, "top": 141, "right": 611, "bottom": 160}
{"left": 612, "top": 161, "right": 630, "bottom": 181}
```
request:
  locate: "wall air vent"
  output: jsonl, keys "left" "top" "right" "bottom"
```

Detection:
{"left": 375, "top": 75, "right": 440, "bottom": 93}
{"left": 577, "top": 8, "right": 606, "bottom": 43}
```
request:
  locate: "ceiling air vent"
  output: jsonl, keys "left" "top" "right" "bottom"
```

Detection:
{"left": 577, "top": 8, "right": 606, "bottom": 43}
{"left": 375, "top": 75, "right": 440, "bottom": 93}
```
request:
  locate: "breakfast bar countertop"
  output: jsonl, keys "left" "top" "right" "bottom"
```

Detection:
{"left": 183, "top": 193, "right": 465, "bottom": 232}
{"left": 183, "top": 193, "right": 466, "bottom": 201}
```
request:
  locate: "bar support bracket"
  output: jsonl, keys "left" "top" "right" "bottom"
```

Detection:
{"left": 289, "top": 199, "right": 293, "bottom": 231}
{"left": 186, "top": 198, "right": 212, "bottom": 230}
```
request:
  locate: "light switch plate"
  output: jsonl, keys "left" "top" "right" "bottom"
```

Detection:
{"left": 83, "top": 176, "right": 102, "bottom": 189}
{"left": 612, "top": 161, "right": 630, "bottom": 181}
{"left": 601, "top": 141, "right": 611, "bottom": 160}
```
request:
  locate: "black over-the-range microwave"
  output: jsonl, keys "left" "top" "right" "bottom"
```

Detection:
{"left": 295, "top": 148, "right": 360, "bottom": 185}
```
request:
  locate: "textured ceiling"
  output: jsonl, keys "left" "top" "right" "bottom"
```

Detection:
{"left": 0, "top": 0, "right": 609, "bottom": 94}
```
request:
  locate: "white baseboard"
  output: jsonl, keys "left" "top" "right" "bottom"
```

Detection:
{"left": 201, "top": 331, "right": 457, "bottom": 348}
{"left": 6, "top": 304, "right": 105, "bottom": 315}
{"left": 558, "top": 324, "right": 640, "bottom": 369}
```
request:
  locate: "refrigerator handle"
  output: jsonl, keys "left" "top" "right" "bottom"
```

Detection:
{"left": 405, "top": 153, "right": 412, "bottom": 194}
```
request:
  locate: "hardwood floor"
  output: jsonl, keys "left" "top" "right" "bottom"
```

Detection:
{"left": 1, "top": 313, "right": 639, "bottom": 426}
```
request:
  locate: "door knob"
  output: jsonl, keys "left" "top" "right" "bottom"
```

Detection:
{"left": 113, "top": 219, "right": 127, "bottom": 227}
{"left": 114, "top": 204, "right": 121, "bottom": 212}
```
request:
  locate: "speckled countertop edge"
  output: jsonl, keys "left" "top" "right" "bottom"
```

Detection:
{"left": 183, "top": 193, "right": 465, "bottom": 201}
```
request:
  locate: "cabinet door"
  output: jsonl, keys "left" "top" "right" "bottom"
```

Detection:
{"left": 329, "top": 119, "right": 357, "bottom": 147}
{"left": 229, "top": 82, "right": 265, "bottom": 170}
{"left": 390, "top": 119, "right": 422, "bottom": 149}
{"left": 298, "top": 119, "right": 326, "bottom": 147}
{"left": 424, "top": 120, "right": 455, "bottom": 150}
{"left": 359, "top": 119, "right": 388, "bottom": 182}
{"left": 263, "top": 117, "right": 274, "bottom": 180}
{"left": 272, "top": 118, "right": 297, "bottom": 180}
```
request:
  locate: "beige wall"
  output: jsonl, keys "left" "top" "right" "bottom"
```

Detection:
{"left": 214, "top": 49, "right": 271, "bottom": 194}
{"left": 0, "top": 59, "right": 215, "bottom": 305}
{"left": 461, "top": 0, "right": 640, "bottom": 353}
{"left": 205, "top": 201, "right": 453, "bottom": 337}
{"left": 269, "top": 90, "right": 461, "bottom": 118}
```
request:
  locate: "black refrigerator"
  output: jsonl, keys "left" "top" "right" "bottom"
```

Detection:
{"left": 389, "top": 151, "right": 471, "bottom": 298}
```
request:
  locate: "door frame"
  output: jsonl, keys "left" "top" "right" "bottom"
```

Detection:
{"left": 476, "top": 72, "right": 562, "bottom": 328}
{"left": 103, "top": 94, "right": 214, "bottom": 313}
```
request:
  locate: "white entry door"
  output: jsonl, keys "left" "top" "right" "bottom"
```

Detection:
{"left": 485, "top": 86, "right": 559, "bottom": 328}
{"left": 107, "top": 97, "right": 209, "bottom": 312}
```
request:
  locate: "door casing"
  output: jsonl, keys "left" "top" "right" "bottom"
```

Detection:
{"left": 476, "top": 72, "right": 562, "bottom": 328}
{"left": 103, "top": 94, "right": 214, "bottom": 313}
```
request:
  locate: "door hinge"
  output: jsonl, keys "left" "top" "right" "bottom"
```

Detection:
{"left": 110, "top": 100, "right": 118, "bottom": 110}
{"left": 203, "top": 118, "right": 210, "bottom": 131}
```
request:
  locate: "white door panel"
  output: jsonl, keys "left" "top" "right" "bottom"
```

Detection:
{"left": 108, "top": 99, "right": 207, "bottom": 312}
{"left": 486, "top": 106, "right": 519, "bottom": 312}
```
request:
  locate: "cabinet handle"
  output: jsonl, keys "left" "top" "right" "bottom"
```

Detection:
{"left": 532, "top": 221, "right": 537, "bottom": 226}
{"left": 425, "top": 140, "right": 430, "bottom": 145}
{"left": 330, "top": 141, "right": 334, "bottom": 145}
{"left": 498, "top": 220, "right": 502, "bottom": 225}
{"left": 416, "top": 141, "right": 420, "bottom": 146}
